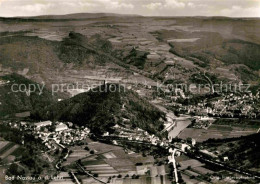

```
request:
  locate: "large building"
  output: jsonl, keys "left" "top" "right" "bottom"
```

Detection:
{"left": 55, "top": 123, "right": 68, "bottom": 132}
{"left": 34, "top": 121, "right": 52, "bottom": 129}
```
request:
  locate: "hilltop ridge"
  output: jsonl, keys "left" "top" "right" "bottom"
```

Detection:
{"left": 31, "top": 83, "right": 166, "bottom": 136}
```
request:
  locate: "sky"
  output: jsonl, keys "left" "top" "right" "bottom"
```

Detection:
{"left": 0, "top": 0, "right": 260, "bottom": 17}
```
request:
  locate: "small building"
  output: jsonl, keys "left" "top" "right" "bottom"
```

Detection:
{"left": 175, "top": 150, "right": 181, "bottom": 157}
{"left": 20, "top": 121, "right": 27, "bottom": 127}
{"left": 103, "top": 132, "right": 109, "bottom": 136}
{"left": 191, "top": 138, "right": 196, "bottom": 146}
{"left": 181, "top": 144, "right": 190, "bottom": 152}
{"left": 84, "top": 127, "right": 90, "bottom": 134}
{"left": 223, "top": 156, "right": 229, "bottom": 162}
{"left": 112, "top": 140, "right": 118, "bottom": 145}
{"left": 68, "top": 122, "right": 73, "bottom": 127}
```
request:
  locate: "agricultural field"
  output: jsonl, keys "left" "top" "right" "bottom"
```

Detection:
{"left": 176, "top": 156, "right": 215, "bottom": 184}
{"left": 179, "top": 159, "right": 205, "bottom": 170}
{"left": 0, "top": 141, "right": 23, "bottom": 184}
{"left": 81, "top": 142, "right": 139, "bottom": 176}
{"left": 64, "top": 138, "right": 170, "bottom": 184}
{"left": 192, "top": 166, "right": 214, "bottom": 175}
{"left": 0, "top": 141, "right": 21, "bottom": 161}
{"left": 181, "top": 173, "right": 201, "bottom": 184}
{"left": 63, "top": 146, "right": 91, "bottom": 166}
{"left": 178, "top": 119, "right": 260, "bottom": 142}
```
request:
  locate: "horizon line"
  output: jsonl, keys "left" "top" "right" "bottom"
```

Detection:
{"left": 0, "top": 12, "right": 260, "bottom": 19}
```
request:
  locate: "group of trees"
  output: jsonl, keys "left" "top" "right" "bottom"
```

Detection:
{"left": 6, "top": 163, "right": 25, "bottom": 184}
{"left": 0, "top": 124, "right": 22, "bottom": 144}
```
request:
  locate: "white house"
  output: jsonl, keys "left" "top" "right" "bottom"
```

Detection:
{"left": 191, "top": 138, "right": 196, "bottom": 146}
{"left": 181, "top": 144, "right": 190, "bottom": 152}
{"left": 103, "top": 132, "right": 109, "bottom": 136}
{"left": 223, "top": 156, "right": 229, "bottom": 162}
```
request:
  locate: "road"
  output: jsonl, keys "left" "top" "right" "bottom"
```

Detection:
{"left": 168, "top": 149, "right": 179, "bottom": 184}
{"left": 70, "top": 171, "right": 81, "bottom": 184}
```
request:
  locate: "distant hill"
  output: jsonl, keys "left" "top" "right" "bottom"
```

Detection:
{"left": 153, "top": 29, "right": 260, "bottom": 71}
{"left": 0, "top": 32, "right": 120, "bottom": 91}
{"left": 31, "top": 83, "right": 166, "bottom": 136}
{"left": 58, "top": 32, "right": 113, "bottom": 64}
{"left": 0, "top": 35, "right": 61, "bottom": 72}
{"left": 170, "top": 38, "right": 260, "bottom": 71}
{"left": 31, "top": 13, "right": 142, "bottom": 19}
{"left": 0, "top": 32, "right": 111, "bottom": 69}
{"left": 0, "top": 74, "right": 56, "bottom": 118}
{"left": 1, "top": 16, "right": 259, "bottom": 95}
{"left": 0, "top": 13, "right": 142, "bottom": 22}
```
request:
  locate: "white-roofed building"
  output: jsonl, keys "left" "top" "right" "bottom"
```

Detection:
{"left": 34, "top": 121, "right": 52, "bottom": 129}
{"left": 55, "top": 123, "right": 68, "bottom": 132}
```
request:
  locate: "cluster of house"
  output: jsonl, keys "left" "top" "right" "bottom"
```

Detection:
{"left": 0, "top": 79, "right": 10, "bottom": 86}
{"left": 190, "top": 117, "right": 215, "bottom": 129}
{"left": 171, "top": 137, "right": 231, "bottom": 164}
{"left": 20, "top": 120, "right": 90, "bottom": 150}
{"left": 199, "top": 149, "right": 229, "bottom": 162}
{"left": 103, "top": 124, "right": 164, "bottom": 146}
{"left": 34, "top": 121, "right": 69, "bottom": 131}
{"left": 169, "top": 92, "right": 259, "bottom": 119}
{"left": 209, "top": 92, "right": 259, "bottom": 118}
{"left": 172, "top": 138, "right": 196, "bottom": 155}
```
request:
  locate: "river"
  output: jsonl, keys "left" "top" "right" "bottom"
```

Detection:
{"left": 168, "top": 118, "right": 192, "bottom": 139}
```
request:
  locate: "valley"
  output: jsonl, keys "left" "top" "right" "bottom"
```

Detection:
{"left": 0, "top": 13, "right": 260, "bottom": 184}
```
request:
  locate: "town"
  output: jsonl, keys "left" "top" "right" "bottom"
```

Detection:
{"left": 1, "top": 98, "right": 259, "bottom": 184}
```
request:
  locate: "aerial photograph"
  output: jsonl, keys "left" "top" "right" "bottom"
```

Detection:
{"left": 0, "top": 0, "right": 259, "bottom": 184}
